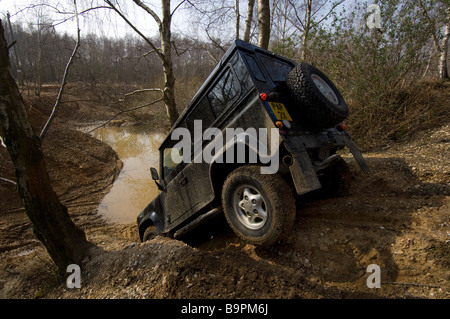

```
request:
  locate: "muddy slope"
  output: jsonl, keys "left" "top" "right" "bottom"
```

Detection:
{"left": 47, "top": 125, "right": 449, "bottom": 299}
{"left": 0, "top": 87, "right": 448, "bottom": 299}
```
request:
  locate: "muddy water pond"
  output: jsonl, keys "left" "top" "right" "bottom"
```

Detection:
{"left": 92, "top": 126, "right": 165, "bottom": 224}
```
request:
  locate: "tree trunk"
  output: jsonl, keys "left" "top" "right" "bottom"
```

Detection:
{"left": 301, "top": 0, "right": 312, "bottom": 61}
{"left": 419, "top": 0, "right": 449, "bottom": 80}
{"left": 161, "top": 0, "right": 179, "bottom": 127}
{"left": 439, "top": 8, "right": 450, "bottom": 80}
{"left": 127, "top": 0, "right": 179, "bottom": 127}
{"left": 35, "top": 25, "right": 42, "bottom": 96}
{"left": 244, "top": 0, "right": 255, "bottom": 42}
{"left": 257, "top": 0, "right": 271, "bottom": 49}
{"left": 235, "top": 0, "right": 240, "bottom": 39}
{"left": 0, "top": 20, "right": 92, "bottom": 276}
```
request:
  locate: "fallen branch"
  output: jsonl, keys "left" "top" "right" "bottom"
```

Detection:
{"left": 124, "top": 88, "right": 163, "bottom": 97}
{"left": 39, "top": 0, "right": 80, "bottom": 141}
{"left": 88, "top": 98, "right": 164, "bottom": 133}
{"left": 0, "top": 176, "right": 17, "bottom": 186}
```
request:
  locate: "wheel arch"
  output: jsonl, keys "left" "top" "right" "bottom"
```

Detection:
{"left": 138, "top": 209, "right": 164, "bottom": 242}
{"left": 208, "top": 137, "right": 273, "bottom": 202}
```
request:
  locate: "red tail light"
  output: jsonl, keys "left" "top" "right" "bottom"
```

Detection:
{"left": 337, "top": 123, "right": 347, "bottom": 131}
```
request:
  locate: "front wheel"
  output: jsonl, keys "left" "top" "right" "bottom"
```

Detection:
{"left": 142, "top": 225, "right": 158, "bottom": 242}
{"left": 221, "top": 166, "right": 296, "bottom": 246}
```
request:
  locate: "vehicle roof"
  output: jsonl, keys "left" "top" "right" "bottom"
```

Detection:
{"left": 159, "top": 39, "right": 296, "bottom": 150}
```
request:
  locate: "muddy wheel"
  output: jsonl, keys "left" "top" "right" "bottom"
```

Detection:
{"left": 315, "top": 158, "right": 351, "bottom": 198}
{"left": 221, "top": 166, "right": 296, "bottom": 245}
{"left": 286, "top": 62, "right": 348, "bottom": 129}
{"left": 143, "top": 226, "right": 158, "bottom": 242}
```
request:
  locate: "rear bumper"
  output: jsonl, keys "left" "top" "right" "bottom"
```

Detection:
{"left": 283, "top": 129, "right": 368, "bottom": 195}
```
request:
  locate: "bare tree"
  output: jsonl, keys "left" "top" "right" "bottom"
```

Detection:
{"left": 301, "top": 0, "right": 312, "bottom": 60}
{"left": 274, "top": 0, "right": 345, "bottom": 60}
{"left": 32, "top": 7, "right": 52, "bottom": 96}
{"left": 418, "top": 0, "right": 450, "bottom": 80}
{"left": 257, "top": 0, "right": 271, "bottom": 49}
{"left": 40, "top": 0, "right": 81, "bottom": 140}
{"left": 235, "top": 0, "right": 240, "bottom": 39}
{"left": 243, "top": 0, "right": 255, "bottom": 42}
{"left": 442, "top": 9, "right": 450, "bottom": 79}
{"left": 0, "top": 19, "right": 93, "bottom": 276}
{"left": 104, "top": 0, "right": 180, "bottom": 126}
{"left": 6, "top": 12, "right": 21, "bottom": 82}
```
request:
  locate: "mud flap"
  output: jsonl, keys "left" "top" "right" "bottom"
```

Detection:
{"left": 345, "top": 136, "right": 369, "bottom": 172}
{"left": 289, "top": 150, "right": 322, "bottom": 195}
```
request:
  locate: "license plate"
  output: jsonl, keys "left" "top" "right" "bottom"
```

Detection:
{"left": 267, "top": 101, "right": 292, "bottom": 121}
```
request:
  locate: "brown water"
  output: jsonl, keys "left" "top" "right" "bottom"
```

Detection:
{"left": 92, "top": 126, "right": 165, "bottom": 224}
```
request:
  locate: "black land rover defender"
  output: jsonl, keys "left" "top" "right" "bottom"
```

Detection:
{"left": 137, "top": 39, "right": 368, "bottom": 246}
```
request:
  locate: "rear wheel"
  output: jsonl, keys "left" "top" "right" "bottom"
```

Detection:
{"left": 221, "top": 166, "right": 296, "bottom": 245}
{"left": 313, "top": 158, "right": 351, "bottom": 199}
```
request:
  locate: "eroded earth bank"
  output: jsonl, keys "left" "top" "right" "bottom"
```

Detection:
{"left": 0, "top": 84, "right": 448, "bottom": 299}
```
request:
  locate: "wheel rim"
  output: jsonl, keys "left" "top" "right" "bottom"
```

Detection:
{"left": 311, "top": 74, "right": 339, "bottom": 106}
{"left": 232, "top": 185, "right": 268, "bottom": 230}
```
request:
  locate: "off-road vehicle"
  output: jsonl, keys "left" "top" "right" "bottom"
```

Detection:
{"left": 137, "top": 39, "right": 368, "bottom": 245}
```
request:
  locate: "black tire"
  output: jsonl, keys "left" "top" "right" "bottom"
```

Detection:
{"left": 314, "top": 157, "right": 351, "bottom": 199}
{"left": 286, "top": 62, "right": 348, "bottom": 129}
{"left": 221, "top": 166, "right": 296, "bottom": 246}
{"left": 143, "top": 226, "right": 158, "bottom": 242}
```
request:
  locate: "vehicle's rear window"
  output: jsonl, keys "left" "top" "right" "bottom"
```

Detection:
{"left": 259, "top": 55, "right": 293, "bottom": 82}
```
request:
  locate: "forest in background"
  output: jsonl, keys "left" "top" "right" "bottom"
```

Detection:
{"left": 2, "top": 0, "right": 450, "bottom": 149}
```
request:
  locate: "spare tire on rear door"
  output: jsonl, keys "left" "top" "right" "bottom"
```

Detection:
{"left": 286, "top": 62, "right": 348, "bottom": 129}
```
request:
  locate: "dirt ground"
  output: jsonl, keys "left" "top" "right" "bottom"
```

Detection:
{"left": 0, "top": 84, "right": 448, "bottom": 299}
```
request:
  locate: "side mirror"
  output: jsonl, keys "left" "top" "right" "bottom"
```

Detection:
{"left": 150, "top": 167, "right": 163, "bottom": 191}
{"left": 150, "top": 167, "right": 159, "bottom": 181}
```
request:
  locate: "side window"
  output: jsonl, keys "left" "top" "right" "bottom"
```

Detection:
{"left": 208, "top": 68, "right": 240, "bottom": 117}
{"left": 244, "top": 55, "right": 265, "bottom": 82}
{"left": 163, "top": 147, "right": 179, "bottom": 180}
{"left": 186, "top": 97, "right": 215, "bottom": 137}
{"left": 232, "top": 53, "right": 254, "bottom": 93}
{"left": 162, "top": 142, "right": 189, "bottom": 183}
{"left": 161, "top": 123, "right": 189, "bottom": 182}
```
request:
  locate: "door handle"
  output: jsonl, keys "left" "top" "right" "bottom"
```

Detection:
{"left": 179, "top": 176, "right": 188, "bottom": 186}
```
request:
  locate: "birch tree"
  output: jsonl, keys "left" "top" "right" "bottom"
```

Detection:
{"left": 243, "top": 0, "right": 255, "bottom": 42}
{"left": 257, "top": 0, "right": 271, "bottom": 49}
{"left": 418, "top": 0, "right": 450, "bottom": 80}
